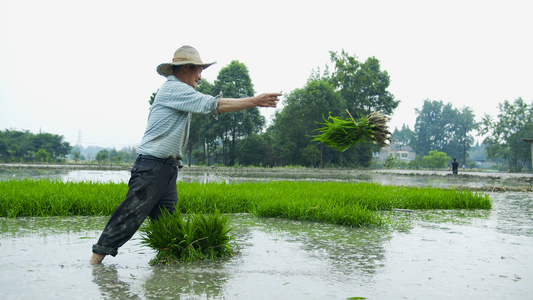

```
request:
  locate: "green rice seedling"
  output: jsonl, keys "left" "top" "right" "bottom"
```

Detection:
{"left": 0, "top": 179, "right": 127, "bottom": 217}
{"left": 0, "top": 179, "right": 491, "bottom": 228}
{"left": 140, "top": 210, "right": 235, "bottom": 265}
{"left": 313, "top": 110, "right": 393, "bottom": 151}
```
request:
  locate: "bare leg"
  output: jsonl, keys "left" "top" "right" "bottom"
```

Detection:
{"left": 90, "top": 253, "right": 106, "bottom": 264}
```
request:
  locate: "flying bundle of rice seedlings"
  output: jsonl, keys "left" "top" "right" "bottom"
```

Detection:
{"left": 313, "top": 109, "right": 392, "bottom": 152}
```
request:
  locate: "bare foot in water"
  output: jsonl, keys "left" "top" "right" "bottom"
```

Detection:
{"left": 89, "top": 253, "right": 106, "bottom": 264}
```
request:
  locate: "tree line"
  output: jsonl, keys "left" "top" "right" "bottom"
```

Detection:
{"left": 2, "top": 50, "right": 531, "bottom": 172}
{"left": 167, "top": 51, "right": 531, "bottom": 172}
{"left": 0, "top": 130, "right": 139, "bottom": 165}
{"left": 70, "top": 146, "right": 138, "bottom": 165}
{"left": 0, "top": 130, "right": 71, "bottom": 163}
{"left": 392, "top": 97, "right": 532, "bottom": 172}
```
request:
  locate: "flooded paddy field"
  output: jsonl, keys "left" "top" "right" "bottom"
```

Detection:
{"left": 1, "top": 165, "right": 532, "bottom": 299}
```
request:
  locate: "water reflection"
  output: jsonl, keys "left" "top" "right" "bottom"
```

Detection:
{"left": 92, "top": 264, "right": 141, "bottom": 300}
{"left": 143, "top": 261, "right": 231, "bottom": 299}
{"left": 86, "top": 215, "right": 393, "bottom": 299}
{"left": 491, "top": 192, "right": 533, "bottom": 237}
{"left": 1, "top": 167, "right": 531, "bottom": 190}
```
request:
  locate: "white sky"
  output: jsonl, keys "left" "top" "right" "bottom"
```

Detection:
{"left": 1, "top": 0, "right": 531, "bottom": 148}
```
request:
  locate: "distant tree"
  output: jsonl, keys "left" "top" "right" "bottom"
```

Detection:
{"left": 407, "top": 155, "right": 430, "bottom": 170}
{"left": 118, "top": 146, "right": 137, "bottom": 163}
{"left": 0, "top": 136, "right": 7, "bottom": 157}
{"left": 466, "top": 161, "right": 478, "bottom": 169}
{"left": 329, "top": 50, "right": 399, "bottom": 117}
{"left": 269, "top": 79, "right": 346, "bottom": 166}
{"left": 299, "top": 144, "right": 321, "bottom": 167}
{"left": 412, "top": 100, "right": 476, "bottom": 161}
{"left": 479, "top": 97, "right": 533, "bottom": 172}
{"left": 72, "top": 150, "right": 81, "bottom": 163}
{"left": 33, "top": 133, "right": 71, "bottom": 158}
{"left": 383, "top": 155, "right": 407, "bottom": 169}
{"left": 468, "top": 142, "right": 486, "bottom": 162}
{"left": 189, "top": 80, "right": 217, "bottom": 166}
{"left": 237, "top": 134, "right": 267, "bottom": 166}
{"left": 422, "top": 150, "right": 451, "bottom": 169}
{"left": 0, "top": 129, "right": 70, "bottom": 162}
{"left": 328, "top": 50, "right": 399, "bottom": 167}
{"left": 392, "top": 124, "right": 415, "bottom": 146}
{"left": 95, "top": 149, "right": 109, "bottom": 164}
{"left": 212, "top": 60, "right": 265, "bottom": 165}
{"left": 35, "top": 149, "right": 50, "bottom": 163}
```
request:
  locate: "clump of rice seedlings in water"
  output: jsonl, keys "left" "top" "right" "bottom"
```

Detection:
{"left": 313, "top": 109, "right": 392, "bottom": 151}
{"left": 140, "top": 210, "right": 236, "bottom": 265}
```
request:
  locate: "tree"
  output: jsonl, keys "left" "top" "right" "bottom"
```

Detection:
{"left": 328, "top": 50, "right": 399, "bottom": 167}
{"left": 384, "top": 155, "right": 407, "bottom": 169}
{"left": 392, "top": 124, "right": 415, "bottom": 146}
{"left": 212, "top": 60, "right": 265, "bottom": 166}
{"left": 299, "top": 144, "right": 321, "bottom": 167}
{"left": 329, "top": 50, "right": 399, "bottom": 117}
{"left": 412, "top": 100, "right": 476, "bottom": 161}
{"left": 456, "top": 107, "right": 477, "bottom": 166}
{"left": 0, "top": 129, "right": 71, "bottom": 162}
{"left": 480, "top": 97, "right": 533, "bottom": 172}
{"left": 35, "top": 149, "right": 50, "bottom": 163}
{"left": 237, "top": 134, "right": 267, "bottom": 166}
{"left": 269, "top": 79, "right": 346, "bottom": 166}
{"left": 193, "top": 80, "right": 222, "bottom": 166}
{"left": 468, "top": 142, "right": 486, "bottom": 162}
{"left": 422, "top": 150, "right": 451, "bottom": 169}
{"left": 95, "top": 149, "right": 109, "bottom": 164}
{"left": 72, "top": 150, "right": 81, "bottom": 163}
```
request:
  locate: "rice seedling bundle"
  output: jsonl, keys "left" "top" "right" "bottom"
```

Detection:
{"left": 313, "top": 110, "right": 393, "bottom": 151}
{"left": 140, "top": 210, "right": 235, "bottom": 264}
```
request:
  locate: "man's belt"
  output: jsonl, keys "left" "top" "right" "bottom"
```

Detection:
{"left": 137, "top": 154, "right": 183, "bottom": 168}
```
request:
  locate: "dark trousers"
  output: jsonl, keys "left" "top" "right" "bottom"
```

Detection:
{"left": 92, "top": 155, "right": 179, "bottom": 256}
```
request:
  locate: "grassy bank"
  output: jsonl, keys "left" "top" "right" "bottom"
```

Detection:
{"left": 0, "top": 179, "right": 491, "bottom": 227}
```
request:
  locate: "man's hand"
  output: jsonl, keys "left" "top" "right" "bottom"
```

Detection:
{"left": 255, "top": 93, "right": 282, "bottom": 108}
{"left": 217, "top": 92, "right": 282, "bottom": 114}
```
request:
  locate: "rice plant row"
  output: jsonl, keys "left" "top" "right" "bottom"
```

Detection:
{"left": 0, "top": 179, "right": 491, "bottom": 227}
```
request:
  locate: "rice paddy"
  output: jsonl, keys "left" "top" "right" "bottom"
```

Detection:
{"left": 0, "top": 179, "right": 491, "bottom": 227}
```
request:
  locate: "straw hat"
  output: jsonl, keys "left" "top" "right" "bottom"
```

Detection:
{"left": 156, "top": 45, "right": 216, "bottom": 77}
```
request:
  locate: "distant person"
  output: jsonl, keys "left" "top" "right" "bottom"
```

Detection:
{"left": 450, "top": 158, "right": 459, "bottom": 175}
{"left": 90, "top": 45, "right": 281, "bottom": 264}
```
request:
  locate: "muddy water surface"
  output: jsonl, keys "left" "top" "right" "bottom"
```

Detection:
{"left": 1, "top": 168, "right": 532, "bottom": 299}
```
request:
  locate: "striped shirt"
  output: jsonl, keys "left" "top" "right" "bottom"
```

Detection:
{"left": 138, "top": 75, "right": 220, "bottom": 160}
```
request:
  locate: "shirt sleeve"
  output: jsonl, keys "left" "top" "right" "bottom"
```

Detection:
{"left": 157, "top": 80, "right": 220, "bottom": 120}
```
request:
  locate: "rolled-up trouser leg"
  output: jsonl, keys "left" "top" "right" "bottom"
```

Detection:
{"left": 92, "top": 158, "right": 178, "bottom": 256}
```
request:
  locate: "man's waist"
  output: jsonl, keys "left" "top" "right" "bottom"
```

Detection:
{"left": 137, "top": 154, "right": 183, "bottom": 168}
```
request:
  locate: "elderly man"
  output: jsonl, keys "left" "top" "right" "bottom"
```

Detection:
{"left": 90, "top": 46, "right": 280, "bottom": 264}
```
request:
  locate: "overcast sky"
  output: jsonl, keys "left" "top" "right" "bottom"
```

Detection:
{"left": 1, "top": 0, "right": 531, "bottom": 148}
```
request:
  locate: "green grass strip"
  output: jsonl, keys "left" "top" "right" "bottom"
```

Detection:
{"left": 0, "top": 179, "right": 491, "bottom": 227}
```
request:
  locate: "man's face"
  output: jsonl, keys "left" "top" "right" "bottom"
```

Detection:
{"left": 184, "top": 65, "right": 203, "bottom": 89}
